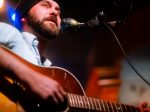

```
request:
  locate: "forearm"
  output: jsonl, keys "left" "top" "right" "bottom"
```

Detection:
{"left": 0, "top": 46, "right": 31, "bottom": 83}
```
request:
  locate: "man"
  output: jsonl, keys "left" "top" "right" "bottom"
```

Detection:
{"left": 0, "top": 0, "right": 66, "bottom": 111}
{"left": 0, "top": 0, "right": 149, "bottom": 111}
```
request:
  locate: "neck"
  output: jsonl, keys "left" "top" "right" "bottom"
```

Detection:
{"left": 22, "top": 23, "right": 47, "bottom": 55}
{"left": 37, "top": 38, "right": 47, "bottom": 55}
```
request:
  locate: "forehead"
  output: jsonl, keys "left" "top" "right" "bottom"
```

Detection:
{"left": 37, "top": 0, "right": 63, "bottom": 15}
{"left": 39, "top": 0, "right": 60, "bottom": 7}
{"left": 38, "top": 0, "right": 59, "bottom": 7}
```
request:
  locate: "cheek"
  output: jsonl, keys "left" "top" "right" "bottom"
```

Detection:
{"left": 36, "top": 11, "right": 46, "bottom": 19}
{"left": 30, "top": 9, "right": 47, "bottom": 20}
{"left": 57, "top": 17, "right": 61, "bottom": 27}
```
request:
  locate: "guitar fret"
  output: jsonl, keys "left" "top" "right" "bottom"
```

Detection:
{"left": 67, "top": 94, "right": 72, "bottom": 107}
{"left": 75, "top": 95, "right": 79, "bottom": 108}
{"left": 121, "top": 104, "right": 128, "bottom": 112}
{"left": 126, "top": 104, "right": 133, "bottom": 112}
{"left": 73, "top": 94, "right": 79, "bottom": 108}
{"left": 76, "top": 94, "right": 80, "bottom": 108}
{"left": 112, "top": 102, "right": 118, "bottom": 112}
{"left": 125, "top": 104, "right": 133, "bottom": 112}
{"left": 101, "top": 99, "right": 106, "bottom": 111}
{"left": 70, "top": 94, "right": 75, "bottom": 107}
{"left": 93, "top": 98, "right": 99, "bottom": 110}
{"left": 107, "top": 101, "right": 112, "bottom": 112}
{"left": 130, "top": 105, "right": 138, "bottom": 112}
{"left": 95, "top": 99, "right": 101, "bottom": 110}
{"left": 79, "top": 95, "right": 84, "bottom": 108}
{"left": 89, "top": 97, "right": 94, "bottom": 110}
{"left": 82, "top": 96, "right": 88, "bottom": 109}
{"left": 92, "top": 98, "right": 96, "bottom": 110}
{"left": 85, "top": 97, "right": 91, "bottom": 109}
{"left": 103, "top": 100, "right": 110, "bottom": 111}
{"left": 116, "top": 103, "right": 123, "bottom": 112}
{"left": 108, "top": 101, "right": 114, "bottom": 112}
{"left": 126, "top": 104, "right": 132, "bottom": 112}
{"left": 97, "top": 99, "right": 102, "bottom": 111}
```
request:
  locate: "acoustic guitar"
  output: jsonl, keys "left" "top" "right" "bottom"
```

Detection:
{"left": 0, "top": 45, "right": 140, "bottom": 112}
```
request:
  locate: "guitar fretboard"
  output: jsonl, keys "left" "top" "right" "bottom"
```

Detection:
{"left": 67, "top": 93, "right": 140, "bottom": 112}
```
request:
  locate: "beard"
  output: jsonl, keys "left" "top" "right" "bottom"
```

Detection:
{"left": 26, "top": 13, "right": 60, "bottom": 39}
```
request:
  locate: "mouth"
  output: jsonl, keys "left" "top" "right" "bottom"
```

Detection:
{"left": 45, "top": 16, "right": 57, "bottom": 26}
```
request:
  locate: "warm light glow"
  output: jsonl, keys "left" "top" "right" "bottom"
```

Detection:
{"left": 0, "top": 0, "right": 4, "bottom": 8}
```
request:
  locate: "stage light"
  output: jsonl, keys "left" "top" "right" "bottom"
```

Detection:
{"left": 0, "top": 0, "right": 4, "bottom": 8}
{"left": 7, "top": 6, "right": 22, "bottom": 30}
{"left": 8, "top": 6, "right": 16, "bottom": 22}
{"left": 11, "top": 13, "right": 16, "bottom": 22}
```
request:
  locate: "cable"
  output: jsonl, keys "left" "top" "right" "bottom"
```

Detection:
{"left": 103, "top": 22, "right": 150, "bottom": 86}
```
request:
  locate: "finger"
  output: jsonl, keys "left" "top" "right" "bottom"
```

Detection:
{"left": 51, "top": 94, "right": 59, "bottom": 104}
{"left": 55, "top": 89, "right": 65, "bottom": 102}
{"left": 59, "top": 86, "right": 66, "bottom": 96}
{"left": 51, "top": 88, "right": 64, "bottom": 104}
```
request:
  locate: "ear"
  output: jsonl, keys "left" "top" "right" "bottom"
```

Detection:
{"left": 21, "top": 17, "right": 27, "bottom": 24}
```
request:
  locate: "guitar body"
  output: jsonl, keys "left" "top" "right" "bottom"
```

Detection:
{"left": 15, "top": 66, "right": 87, "bottom": 112}
{"left": 25, "top": 65, "right": 86, "bottom": 112}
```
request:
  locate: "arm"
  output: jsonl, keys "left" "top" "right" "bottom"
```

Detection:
{"left": 0, "top": 23, "right": 66, "bottom": 107}
{"left": 0, "top": 45, "right": 66, "bottom": 105}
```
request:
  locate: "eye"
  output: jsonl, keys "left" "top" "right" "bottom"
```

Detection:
{"left": 56, "top": 7, "right": 61, "bottom": 15}
{"left": 40, "top": 2, "right": 50, "bottom": 8}
{"left": 57, "top": 10, "right": 61, "bottom": 16}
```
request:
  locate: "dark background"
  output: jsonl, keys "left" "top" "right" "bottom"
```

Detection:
{"left": 45, "top": 0, "right": 150, "bottom": 87}
{"left": 1, "top": 0, "right": 150, "bottom": 87}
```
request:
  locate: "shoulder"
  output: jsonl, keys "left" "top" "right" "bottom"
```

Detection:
{"left": 0, "top": 22, "right": 23, "bottom": 42}
{"left": 0, "top": 22, "right": 21, "bottom": 33}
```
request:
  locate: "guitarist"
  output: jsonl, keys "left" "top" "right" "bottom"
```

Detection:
{"left": 0, "top": 0, "right": 66, "bottom": 111}
{"left": 0, "top": 0, "right": 149, "bottom": 111}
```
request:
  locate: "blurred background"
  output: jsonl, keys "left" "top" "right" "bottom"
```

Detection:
{"left": 0, "top": 0, "right": 150, "bottom": 106}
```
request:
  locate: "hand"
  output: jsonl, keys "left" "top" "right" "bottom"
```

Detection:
{"left": 27, "top": 70, "right": 66, "bottom": 104}
{"left": 139, "top": 102, "right": 150, "bottom": 112}
{"left": 15, "top": 64, "right": 66, "bottom": 107}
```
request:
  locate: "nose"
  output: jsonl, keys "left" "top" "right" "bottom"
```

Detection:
{"left": 49, "top": 6, "right": 59, "bottom": 16}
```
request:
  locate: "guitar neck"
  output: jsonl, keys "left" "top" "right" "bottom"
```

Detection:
{"left": 67, "top": 93, "right": 140, "bottom": 112}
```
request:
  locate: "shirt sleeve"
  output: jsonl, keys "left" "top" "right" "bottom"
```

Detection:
{"left": 0, "top": 22, "right": 42, "bottom": 65}
{"left": 0, "top": 22, "right": 23, "bottom": 49}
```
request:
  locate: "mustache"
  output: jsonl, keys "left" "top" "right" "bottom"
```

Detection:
{"left": 44, "top": 15, "right": 58, "bottom": 26}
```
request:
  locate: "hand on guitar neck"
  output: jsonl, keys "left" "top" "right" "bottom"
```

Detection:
{"left": 0, "top": 45, "right": 149, "bottom": 112}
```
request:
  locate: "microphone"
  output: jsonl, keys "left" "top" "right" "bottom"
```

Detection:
{"left": 61, "top": 18, "right": 123, "bottom": 31}
{"left": 61, "top": 11, "right": 124, "bottom": 32}
{"left": 61, "top": 18, "right": 86, "bottom": 32}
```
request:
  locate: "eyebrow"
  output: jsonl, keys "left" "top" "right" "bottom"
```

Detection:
{"left": 40, "top": 0, "right": 61, "bottom": 15}
{"left": 40, "top": 0, "right": 60, "bottom": 9}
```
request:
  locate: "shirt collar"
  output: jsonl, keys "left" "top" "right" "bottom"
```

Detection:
{"left": 22, "top": 32, "right": 39, "bottom": 47}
